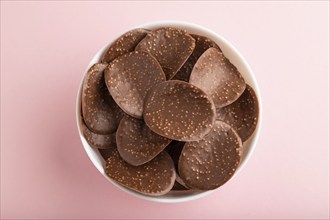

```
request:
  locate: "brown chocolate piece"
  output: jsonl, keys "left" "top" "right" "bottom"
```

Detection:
{"left": 178, "top": 121, "right": 242, "bottom": 190}
{"left": 99, "top": 148, "right": 116, "bottom": 161}
{"left": 171, "top": 181, "right": 189, "bottom": 191}
{"left": 144, "top": 80, "right": 216, "bottom": 141}
{"left": 82, "top": 63, "right": 124, "bottom": 134}
{"left": 82, "top": 120, "right": 116, "bottom": 149}
{"left": 175, "top": 174, "right": 190, "bottom": 189}
{"left": 116, "top": 115, "right": 172, "bottom": 166}
{"left": 189, "top": 48, "right": 246, "bottom": 108}
{"left": 105, "top": 150, "right": 175, "bottom": 196}
{"left": 165, "top": 141, "right": 190, "bottom": 189}
{"left": 173, "top": 34, "right": 220, "bottom": 82}
{"left": 165, "top": 141, "right": 185, "bottom": 172}
{"left": 135, "top": 27, "right": 195, "bottom": 80}
{"left": 217, "top": 85, "right": 259, "bottom": 142}
{"left": 101, "top": 28, "right": 149, "bottom": 63}
{"left": 105, "top": 51, "right": 166, "bottom": 119}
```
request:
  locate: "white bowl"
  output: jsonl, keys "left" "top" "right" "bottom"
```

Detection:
{"left": 76, "top": 21, "right": 262, "bottom": 203}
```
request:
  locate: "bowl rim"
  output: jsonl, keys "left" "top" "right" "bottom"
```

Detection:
{"left": 76, "top": 20, "right": 263, "bottom": 203}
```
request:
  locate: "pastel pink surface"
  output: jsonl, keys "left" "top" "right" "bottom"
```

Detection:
{"left": 1, "top": 1, "right": 329, "bottom": 219}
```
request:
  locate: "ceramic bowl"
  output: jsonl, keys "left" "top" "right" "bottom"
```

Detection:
{"left": 76, "top": 20, "right": 262, "bottom": 203}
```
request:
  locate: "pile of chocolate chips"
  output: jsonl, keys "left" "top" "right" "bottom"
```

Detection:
{"left": 81, "top": 27, "right": 259, "bottom": 196}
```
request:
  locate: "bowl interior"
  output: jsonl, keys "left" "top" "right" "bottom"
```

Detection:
{"left": 76, "top": 21, "right": 262, "bottom": 203}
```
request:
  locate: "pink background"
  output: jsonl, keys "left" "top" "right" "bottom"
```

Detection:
{"left": 1, "top": 1, "right": 329, "bottom": 219}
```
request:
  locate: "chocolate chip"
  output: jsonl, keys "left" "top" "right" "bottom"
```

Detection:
{"left": 178, "top": 121, "right": 243, "bottom": 190}
{"left": 116, "top": 115, "right": 172, "bottom": 166}
{"left": 81, "top": 120, "right": 116, "bottom": 149}
{"left": 105, "top": 150, "right": 175, "bottom": 196}
{"left": 173, "top": 34, "right": 220, "bottom": 82}
{"left": 105, "top": 51, "right": 166, "bottom": 119}
{"left": 217, "top": 85, "right": 259, "bottom": 142}
{"left": 135, "top": 27, "right": 195, "bottom": 80}
{"left": 82, "top": 63, "right": 124, "bottom": 134}
{"left": 189, "top": 48, "right": 246, "bottom": 108}
{"left": 144, "top": 80, "right": 216, "bottom": 141}
{"left": 101, "top": 28, "right": 149, "bottom": 63}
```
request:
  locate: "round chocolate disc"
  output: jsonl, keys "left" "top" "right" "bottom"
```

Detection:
{"left": 189, "top": 48, "right": 246, "bottom": 108}
{"left": 105, "top": 51, "right": 166, "bottom": 119}
{"left": 178, "top": 121, "right": 243, "bottom": 190}
{"left": 116, "top": 115, "right": 172, "bottom": 166}
{"left": 135, "top": 27, "right": 195, "bottom": 80}
{"left": 101, "top": 28, "right": 149, "bottom": 63}
{"left": 217, "top": 84, "right": 259, "bottom": 142}
{"left": 173, "top": 34, "right": 220, "bottom": 82}
{"left": 105, "top": 150, "right": 176, "bottom": 196}
{"left": 82, "top": 63, "right": 124, "bottom": 134}
{"left": 144, "top": 80, "right": 216, "bottom": 141}
{"left": 81, "top": 120, "right": 116, "bottom": 149}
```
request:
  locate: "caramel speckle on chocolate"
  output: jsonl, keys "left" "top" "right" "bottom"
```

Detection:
{"left": 105, "top": 51, "right": 166, "bottom": 119}
{"left": 99, "top": 148, "right": 116, "bottom": 161}
{"left": 144, "top": 80, "right": 216, "bottom": 141}
{"left": 135, "top": 27, "right": 195, "bottom": 80}
{"left": 173, "top": 34, "right": 221, "bottom": 82}
{"left": 101, "top": 28, "right": 149, "bottom": 63}
{"left": 189, "top": 48, "right": 246, "bottom": 108}
{"left": 81, "top": 120, "right": 117, "bottom": 149}
{"left": 178, "top": 121, "right": 242, "bottom": 190}
{"left": 116, "top": 115, "right": 172, "bottom": 166}
{"left": 217, "top": 84, "right": 259, "bottom": 142}
{"left": 105, "top": 150, "right": 176, "bottom": 196}
{"left": 82, "top": 63, "right": 124, "bottom": 134}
